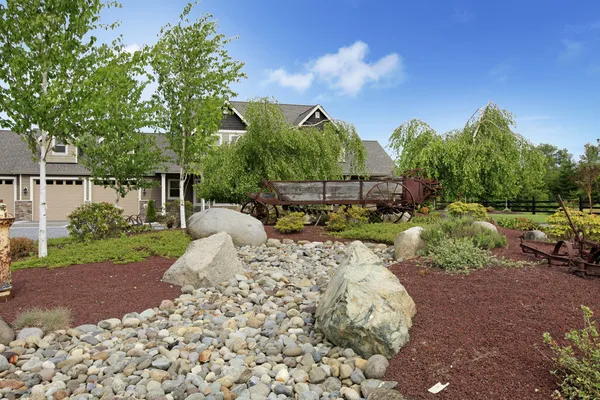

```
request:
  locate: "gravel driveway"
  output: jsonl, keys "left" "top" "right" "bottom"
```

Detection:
{"left": 10, "top": 221, "right": 70, "bottom": 240}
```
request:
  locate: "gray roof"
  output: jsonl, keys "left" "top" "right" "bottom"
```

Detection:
{"left": 229, "top": 101, "right": 317, "bottom": 126}
{"left": 340, "top": 140, "right": 396, "bottom": 177}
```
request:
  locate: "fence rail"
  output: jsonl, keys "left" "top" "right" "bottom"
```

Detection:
{"left": 434, "top": 197, "right": 600, "bottom": 215}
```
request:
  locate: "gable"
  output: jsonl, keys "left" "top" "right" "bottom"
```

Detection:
{"left": 219, "top": 112, "right": 247, "bottom": 131}
{"left": 300, "top": 109, "right": 330, "bottom": 127}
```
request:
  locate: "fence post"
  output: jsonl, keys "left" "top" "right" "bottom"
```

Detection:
{"left": 507, "top": 199, "right": 511, "bottom": 210}
{"left": 532, "top": 197, "right": 536, "bottom": 215}
{"left": 579, "top": 196, "right": 584, "bottom": 212}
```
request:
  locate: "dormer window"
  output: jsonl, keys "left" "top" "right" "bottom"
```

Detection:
{"left": 315, "top": 111, "right": 321, "bottom": 119}
{"left": 53, "top": 139, "right": 67, "bottom": 154}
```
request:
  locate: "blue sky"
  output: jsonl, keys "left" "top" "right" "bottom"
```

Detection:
{"left": 101, "top": 0, "right": 600, "bottom": 158}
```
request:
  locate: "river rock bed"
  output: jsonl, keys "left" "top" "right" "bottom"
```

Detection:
{"left": 0, "top": 239, "right": 404, "bottom": 400}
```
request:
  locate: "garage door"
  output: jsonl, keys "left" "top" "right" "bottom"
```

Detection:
{"left": 91, "top": 183, "right": 139, "bottom": 216}
{"left": 34, "top": 179, "right": 84, "bottom": 221}
{"left": 0, "top": 178, "right": 15, "bottom": 216}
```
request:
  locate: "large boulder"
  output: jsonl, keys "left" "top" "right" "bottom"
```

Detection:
{"left": 473, "top": 220, "right": 498, "bottom": 233}
{"left": 0, "top": 317, "right": 14, "bottom": 345}
{"left": 316, "top": 241, "right": 416, "bottom": 359}
{"left": 162, "top": 232, "right": 244, "bottom": 288}
{"left": 523, "top": 230, "right": 547, "bottom": 242}
{"left": 394, "top": 226, "right": 425, "bottom": 260}
{"left": 187, "top": 208, "right": 267, "bottom": 247}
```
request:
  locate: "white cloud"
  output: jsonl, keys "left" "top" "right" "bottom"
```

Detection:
{"left": 264, "top": 41, "right": 403, "bottom": 96}
{"left": 265, "top": 68, "right": 314, "bottom": 92}
{"left": 489, "top": 61, "right": 513, "bottom": 83}
{"left": 559, "top": 39, "right": 584, "bottom": 62}
{"left": 124, "top": 43, "right": 141, "bottom": 54}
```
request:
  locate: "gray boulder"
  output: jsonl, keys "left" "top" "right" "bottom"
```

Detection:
{"left": 187, "top": 208, "right": 267, "bottom": 246}
{"left": 316, "top": 241, "right": 416, "bottom": 359}
{"left": 394, "top": 226, "right": 425, "bottom": 260}
{"left": 16, "top": 327, "right": 43, "bottom": 341}
{"left": 0, "top": 317, "right": 14, "bottom": 345}
{"left": 367, "top": 388, "right": 407, "bottom": 400}
{"left": 473, "top": 220, "right": 498, "bottom": 233}
{"left": 162, "top": 232, "right": 244, "bottom": 288}
{"left": 523, "top": 230, "right": 547, "bottom": 242}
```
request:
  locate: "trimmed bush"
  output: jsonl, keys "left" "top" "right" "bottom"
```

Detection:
{"left": 67, "top": 202, "right": 128, "bottom": 241}
{"left": 428, "top": 237, "right": 495, "bottom": 273}
{"left": 13, "top": 307, "right": 73, "bottom": 332}
{"left": 326, "top": 206, "right": 368, "bottom": 232}
{"left": 543, "top": 306, "right": 600, "bottom": 400}
{"left": 326, "top": 208, "right": 347, "bottom": 232}
{"left": 10, "top": 237, "right": 36, "bottom": 259}
{"left": 146, "top": 199, "right": 157, "bottom": 223}
{"left": 421, "top": 217, "right": 506, "bottom": 251}
{"left": 546, "top": 208, "right": 600, "bottom": 242}
{"left": 446, "top": 201, "right": 488, "bottom": 220}
{"left": 274, "top": 212, "right": 305, "bottom": 234}
{"left": 496, "top": 216, "right": 539, "bottom": 231}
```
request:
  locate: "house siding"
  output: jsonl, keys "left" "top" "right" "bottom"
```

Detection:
{"left": 46, "top": 143, "right": 78, "bottom": 163}
{"left": 220, "top": 113, "right": 246, "bottom": 131}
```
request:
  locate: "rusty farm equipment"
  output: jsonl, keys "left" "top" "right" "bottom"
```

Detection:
{"left": 520, "top": 195, "right": 600, "bottom": 278}
{"left": 241, "top": 175, "right": 441, "bottom": 225}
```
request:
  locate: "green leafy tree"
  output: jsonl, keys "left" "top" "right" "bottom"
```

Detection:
{"left": 197, "top": 98, "right": 367, "bottom": 203}
{"left": 536, "top": 144, "right": 578, "bottom": 199}
{"left": 151, "top": 2, "right": 245, "bottom": 228}
{"left": 389, "top": 102, "right": 545, "bottom": 201}
{"left": 575, "top": 142, "right": 600, "bottom": 211}
{"left": 76, "top": 47, "right": 164, "bottom": 207}
{"left": 0, "top": 0, "right": 118, "bottom": 257}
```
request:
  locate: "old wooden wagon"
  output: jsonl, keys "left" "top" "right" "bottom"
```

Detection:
{"left": 241, "top": 174, "right": 440, "bottom": 224}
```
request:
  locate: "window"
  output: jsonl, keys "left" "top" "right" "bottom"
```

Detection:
{"left": 168, "top": 179, "right": 180, "bottom": 200}
{"left": 315, "top": 111, "right": 321, "bottom": 119}
{"left": 229, "top": 134, "right": 241, "bottom": 144}
{"left": 53, "top": 139, "right": 67, "bottom": 154}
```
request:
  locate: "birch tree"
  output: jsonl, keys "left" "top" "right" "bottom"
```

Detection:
{"left": 151, "top": 2, "right": 245, "bottom": 228}
{"left": 76, "top": 46, "right": 164, "bottom": 207}
{"left": 0, "top": 0, "right": 117, "bottom": 257}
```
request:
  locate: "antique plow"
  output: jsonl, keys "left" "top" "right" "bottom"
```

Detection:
{"left": 520, "top": 195, "right": 600, "bottom": 277}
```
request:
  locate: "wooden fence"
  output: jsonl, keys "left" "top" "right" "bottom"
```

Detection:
{"left": 434, "top": 198, "right": 600, "bottom": 215}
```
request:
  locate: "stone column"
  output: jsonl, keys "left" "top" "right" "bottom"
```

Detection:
{"left": 0, "top": 201, "right": 15, "bottom": 302}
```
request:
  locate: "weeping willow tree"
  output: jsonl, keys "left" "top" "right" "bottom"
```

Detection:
{"left": 388, "top": 101, "right": 545, "bottom": 200}
{"left": 196, "top": 98, "right": 367, "bottom": 203}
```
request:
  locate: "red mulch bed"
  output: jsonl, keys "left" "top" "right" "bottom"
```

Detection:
{"left": 264, "top": 225, "right": 352, "bottom": 243}
{"left": 0, "top": 256, "right": 181, "bottom": 326}
{"left": 386, "top": 227, "right": 600, "bottom": 399}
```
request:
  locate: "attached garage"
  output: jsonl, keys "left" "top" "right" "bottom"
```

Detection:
{"left": 0, "top": 178, "right": 15, "bottom": 216}
{"left": 91, "top": 183, "right": 139, "bottom": 216}
{"left": 34, "top": 178, "right": 84, "bottom": 221}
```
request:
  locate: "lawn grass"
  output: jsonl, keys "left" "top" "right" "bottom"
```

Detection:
{"left": 14, "top": 230, "right": 191, "bottom": 270}
{"left": 332, "top": 222, "right": 424, "bottom": 244}
{"left": 488, "top": 212, "right": 549, "bottom": 224}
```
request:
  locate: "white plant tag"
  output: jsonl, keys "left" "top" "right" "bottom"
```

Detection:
{"left": 428, "top": 382, "right": 449, "bottom": 394}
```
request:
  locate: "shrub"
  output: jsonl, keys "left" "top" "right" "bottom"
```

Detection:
{"left": 546, "top": 208, "right": 600, "bottom": 242}
{"left": 496, "top": 216, "right": 539, "bottom": 231}
{"left": 543, "top": 306, "right": 600, "bottom": 400}
{"left": 13, "top": 307, "right": 73, "bottom": 332}
{"left": 333, "top": 222, "right": 420, "bottom": 244}
{"left": 10, "top": 237, "right": 36, "bottom": 259}
{"left": 412, "top": 214, "right": 442, "bottom": 225}
{"left": 428, "top": 237, "right": 495, "bottom": 273}
{"left": 345, "top": 206, "right": 369, "bottom": 224}
{"left": 326, "top": 206, "right": 368, "bottom": 232}
{"left": 158, "top": 200, "right": 193, "bottom": 229}
{"left": 326, "top": 208, "right": 347, "bottom": 232}
{"left": 146, "top": 199, "right": 157, "bottom": 223}
{"left": 446, "top": 201, "right": 488, "bottom": 220}
{"left": 275, "top": 212, "right": 305, "bottom": 234}
{"left": 419, "top": 206, "right": 430, "bottom": 214}
{"left": 67, "top": 202, "right": 128, "bottom": 241}
{"left": 421, "top": 217, "right": 506, "bottom": 251}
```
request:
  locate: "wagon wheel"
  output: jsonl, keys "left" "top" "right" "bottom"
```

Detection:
{"left": 365, "top": 181, "right": 415, "bottom": 223}
{"left": 241, "top": 201, "right": 279, "bottom": 225}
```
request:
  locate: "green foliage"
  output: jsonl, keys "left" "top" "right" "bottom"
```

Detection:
{"left": 421, "top": 218, "right": 506, "bottom": 251}
{"left": 534, "top": 144, "right": 578, "bottom": 200}
{"left": 574, "top": 142, "right": 600, "bottom": 212}
{"left": 67, "top": 202, "right": 128, "bottom": 241}
{"left": 13, "top": 307, "right": 73, "bottom": 332}
{"left": 326, "top": 209, "right": 347, "bottom": 232}
{"left": 543, "top": 306, "right": 600, "bottom": 400}
{"left": 446, "top": 202, "right": 488, "bottom": 220}
{"left": 325, "top": 206, "right": 368, "bottom": 232}
{"left": 546, "top": 208, "right": 600, "bottom": 242}
{"left": 389, "top": 103, "right": 545, "bottom": 200}
{"left": 158, "top": 200, "right": 193, "bottom": 229}
{"left": 495, "top": 216, "right": 540, "bottom": 230}
{"left": 146, "top": 200, "right": 157, "bottom": 223}
{"left": 332, "top": 222, "right": 422, "bottom": 244}
{"left": 197, "top": 98, "right": 367, "bottom": 203}
{"left": 411, "top": 214, "right": 442, "bottom": 225}
{"left": 13, "top": 230, "right": 190, "bottom": 270}
{"left": 151, "top": 2, "right": 246, "bottom": 227}
{"left": 10, "top": 237, "right": 37, "bottom": 259}
{"left": 274, "top": 212, "right": 305, "bottom": 234}
{"left": 427, "top": 237, "right": 495, "bottom": 273}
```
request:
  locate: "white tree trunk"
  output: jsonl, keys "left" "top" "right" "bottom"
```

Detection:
{"left": 38, "top": 132, "right": 48, "bottom": 258}
{"left": 115, "top": 190, "right": 120, "bottom": 208}
{"left": 179, "top": 166, "right": 186, "bottom": 229}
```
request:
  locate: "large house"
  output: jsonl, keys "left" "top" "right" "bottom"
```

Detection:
{"left": 0, "top": 102, "right": 395, "bottom": 221}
